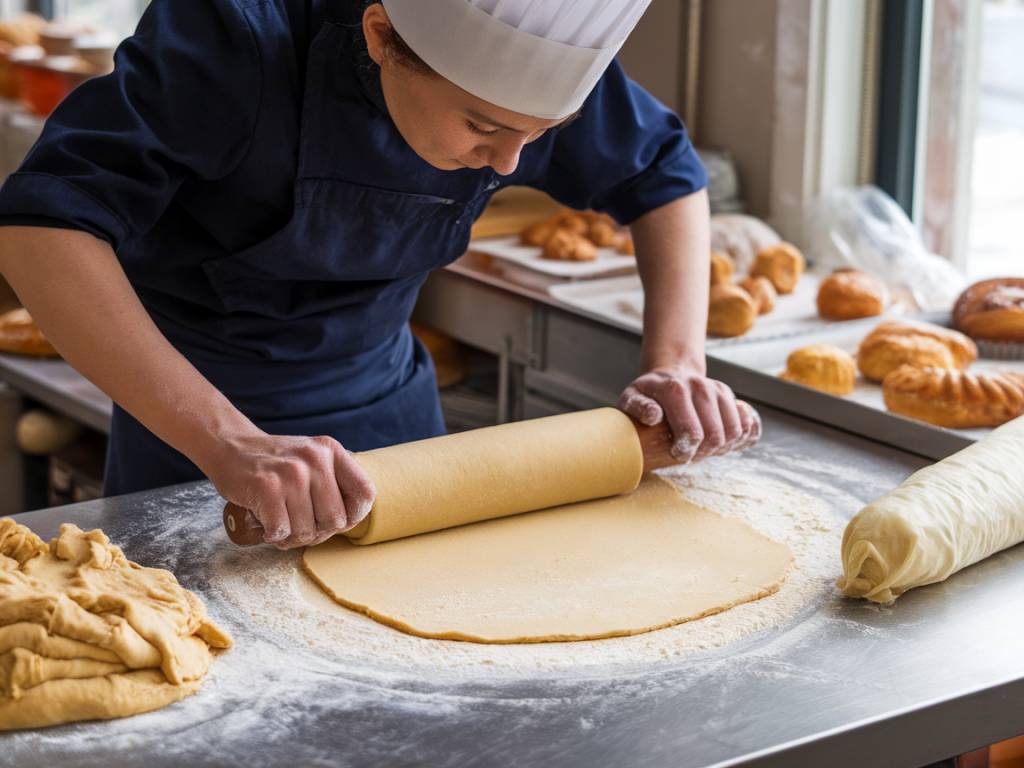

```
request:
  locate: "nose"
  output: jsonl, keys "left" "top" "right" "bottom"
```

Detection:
{"left": 479, "top": 135, "right": 525, "bottom": 176}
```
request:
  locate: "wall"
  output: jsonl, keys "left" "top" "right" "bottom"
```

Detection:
{"left": 617, "top": 0, "right": 686, "bottom": 113}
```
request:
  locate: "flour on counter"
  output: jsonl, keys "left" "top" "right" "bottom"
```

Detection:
{"left": 211, "top": 451, "right": 845, "bottom": 677}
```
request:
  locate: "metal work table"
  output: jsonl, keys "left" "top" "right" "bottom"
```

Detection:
{"left": 4, "top": 405, "right": 1024, "bottom": 768}
{"left": 0, "top": 354, "right": 111, "bottom": 434}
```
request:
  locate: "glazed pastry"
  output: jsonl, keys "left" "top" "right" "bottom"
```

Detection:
{"left": 707, "top": 284, "right": 756, "bottom": 338}
{"left": 953, "top": 277, "right": 1024, "bottom": 342}
{"left": 751, "top": 243, "right": 805, "bottom": 295}
{"left": 857, "top": 333, "right": 955, "bottom": 383}
{"left": 541, "top": 229, "right": 597, "bottom": 262}
{"left": 861, "top": 319, "right": 977, "bottom": 369}
{"left": 0, "top": 308, "right": 58, "bottom": 358}
{"left": 709, "top": 251, "right": 734, "bottom": 287}
{"left": 816, "top": 269, "right": 886, "bottom": 321}
{"left": 779, "top": 344, "right": 856, "bottom": 396}
{"left": 738, "top": 276, "right": 776, "bottom": 315}
{"left": 882, "top": 365, "right": 1024, "bottom": 428}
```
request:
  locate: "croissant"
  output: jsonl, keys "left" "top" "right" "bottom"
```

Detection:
{"left": 779, "top": 344, "right": 856, "bottom": 395}
{"left": 860, "top": 320, "right": 977, "bottom": 369}
{"left": 952, "top": 277, "right": 1024, "bottom": 342}
{"left": 816, "top": 269, "right": 886, "bottom": 321}
{"left": 0, "top": 308, "right": 58, "bottom": 358}
{"left": 882, "top": 365, "right": 1024, "bottom": 428}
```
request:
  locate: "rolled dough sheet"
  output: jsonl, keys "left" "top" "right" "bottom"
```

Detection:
{"left": 303, "top": 476, "right": 793, "bottom": 643}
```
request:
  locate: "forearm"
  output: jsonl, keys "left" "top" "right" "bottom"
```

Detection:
{"left": 0, "top": 226, "right": 253, "bottom": 472}
{"left": 629, "top": 189, "right": 711, "bottom": 374}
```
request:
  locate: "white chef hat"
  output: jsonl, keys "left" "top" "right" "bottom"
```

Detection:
{"left": 380, "top": 0, "right": 652, "bottom": 119}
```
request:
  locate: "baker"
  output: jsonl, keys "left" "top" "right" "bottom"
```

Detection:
{"left": 0, "top": 0, "right": 758, "bottom": 549}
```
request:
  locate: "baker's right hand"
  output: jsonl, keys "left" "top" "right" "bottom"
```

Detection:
{"left": 199, "top": 430, "right": 376, "bottom": 549}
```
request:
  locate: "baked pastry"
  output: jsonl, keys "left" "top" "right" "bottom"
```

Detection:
{"left": 616, "top": 232, "right": 635, "bottom": 255}
{"left": 586, "top": 217, "right": 619, "bottom": 247}
{"left": 519, "top": 220, "right": 557, "bottom": 246}
{"left": 953, "top": 277, "right": 1024, "bottom": 342}
{"left": 0, "top": 308, "right": 58, "bottom": 357}
{"left": 541, "top": 229, "right": 597, "bottom": 262}
{"left": 738, "top": 275, "right": 776, "bottom": 315}
{"left": 751, "top": 243, "right": 805, "bottom": 294}
{"left": 779, "top": 344, "right": 856, "bottom": 395}
{"left": 861, "top": 319, "right": 977, "bottom": 369}
{"left": 707, "top": 284, "right": 756, "bottom": 338}
{"left": 857, "top": 333, "right": 955, "bottom": 383}
{"left": 882, "top": 365, "right": 1024, "bottom": 428}
{"left": 709, "top": 251, "right": 734, "bottom": 287}
{"left": 816, "top": 269, "right": 886, "bottom": 320}
{"left": 710, "top": 214, "right": 782, "bottom": 276}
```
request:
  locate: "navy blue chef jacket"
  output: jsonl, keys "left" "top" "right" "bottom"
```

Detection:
{"left": 0, "top": 0, "right": 707, "bottom": 496}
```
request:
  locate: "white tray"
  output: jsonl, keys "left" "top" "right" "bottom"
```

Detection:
{"left": 473, "top": 235, "right": 638, "bottom": 279}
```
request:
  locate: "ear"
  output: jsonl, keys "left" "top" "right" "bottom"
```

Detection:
{"left": 363, "top": 3, "right": 393, "bottom": 67}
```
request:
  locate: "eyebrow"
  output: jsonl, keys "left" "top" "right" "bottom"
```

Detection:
{"left": 465, "top": 107, "right": 582, "bottom": 134}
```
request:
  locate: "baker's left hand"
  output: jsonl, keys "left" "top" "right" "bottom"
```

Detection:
{"left": 618, "top": 365, "right": 762, "bottom": 464}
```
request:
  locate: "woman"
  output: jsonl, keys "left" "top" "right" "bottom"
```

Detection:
{"left": 0, "top": 0, "right": 758, "bottom": 548}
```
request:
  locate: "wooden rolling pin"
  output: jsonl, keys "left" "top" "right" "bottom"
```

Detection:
{"left": 223, "top": 407, "right": 741, "bottom": 547}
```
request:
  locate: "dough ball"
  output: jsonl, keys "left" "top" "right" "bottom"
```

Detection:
{"left": 709, "top": 251, "right": 735, "bottom": 287}
{"left": 541, "top": 229, "right": 598, "bottom": 262}
{"left": 708, "top": 284, "right": 757, "bottom": 338}
{"left": 816, "top": 269, "right": 887, "bottom": 321}
{"left": 738, "top": 275, "right": 777, "bottom": 315}
{"left": 751, "top": 243, "right": 805, "bottom": 294}
{"left": 779, "top": 344, "right": 856, "bottom": 396}
{"left": 882, "top": 365, "right": 1024, "bottom": 428}
{"left": 15, "top": 409, "right": 82, "bottom": 456}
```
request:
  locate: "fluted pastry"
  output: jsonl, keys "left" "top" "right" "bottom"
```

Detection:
{"left": 707, "top": 284, "right": 756, "bottom": 338}
{"left": 709, "top": 251, "right": 734, "bottom": 287}
{"left": 857, "top": 334, "right": 955, "bottom": 383}
{"left": 816, "top": 269, "right": 886, "bottom": 321}
{"left": 541, "top": 229, "right": 597, "bottom": 261}
{"left": 882, "top": 365, "right": 1024, "bottom": 428}
{"left": 751, "top": 243, "right": 805, "bottom": 295}
{"left": 953, "top": 277, "right": 1024, "bottom": 343}
{"left": 861, "top": 319, "right": 977, "bottom": 369}
{"left": 779, "top": 344, "right": 856, "bottom": 396}
{"left": 738, "top": 275, "right": 776, "bottom": 315}
{"left": 0, "top": 308, "right": 58, "bottom": 358}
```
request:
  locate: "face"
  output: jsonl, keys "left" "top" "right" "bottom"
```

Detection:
{"left": 363, "top": 5, "right": 573, "bottom": 175}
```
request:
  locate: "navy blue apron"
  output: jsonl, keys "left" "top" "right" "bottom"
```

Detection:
{"left": 104, "top": 6, "right": 499, "bottom": 495}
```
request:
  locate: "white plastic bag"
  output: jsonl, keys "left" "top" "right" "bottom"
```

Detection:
{"left": 804, "top": 186, "right": 966, "bottom": 312}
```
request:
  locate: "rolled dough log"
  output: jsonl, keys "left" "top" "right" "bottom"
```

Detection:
{"left": 305, "top": 475, "right": 793, "bottom": 643}
{"left": 839, "top": 415, "right": 1024, "bottom": 603}
{"left": 0, "top": 519, "right": 232, "bottom": 731}
{"left": 347, "top": 408, "right": 644, "bottom": 544}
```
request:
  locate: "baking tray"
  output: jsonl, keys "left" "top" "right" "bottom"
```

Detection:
{"left": 708, "top": 316, "right": 1024, "bottom": 460}
{"left": 472, "top": 235, "right": 638, "bottom": 279}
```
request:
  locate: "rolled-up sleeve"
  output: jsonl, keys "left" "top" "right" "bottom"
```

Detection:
{"left": 0, "top": 0, "right": 260, "bottom": 249}
{"left": 527, "top": 60, "right": 707, "bottom": 225}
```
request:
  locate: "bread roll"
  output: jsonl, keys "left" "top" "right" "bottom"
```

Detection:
{"left": 816, "top": 269, "right": 886, "bottom": 321}
{"left": 953, "top": 278, "right": 1024, "bottom": 342}
{"left": 541, "top": 229, "right": 597, "bottom": 262}
{"left": 709, "top": 251, "right": 734, "bottom": 287}
{"left": 861, "top": 320, "right": 977, "bottom": 369}
{"left": 882, "top": 365, "right": 1024, "bottom": 428}
{"left": 520, "top": 220, "right": 557, "bottom": 246}
{"left": 709, "top": 214, "right": 782, "bottom": 276}
{"left": 0, "top": 309, "right": 58, "bottom": 358}
{"left": 738, "top": 276, "right": 776, "bottom": 315}
{"left": 751, "top": 243, "right": 805, "bottom": 294}
{"left": 858, "top": 334, "right": 955, "bottom": 383}
{"left": 616, "top": 232, "right": 635, "bottom": 255}
{"left": 707, "top": 284, "right": 756, "bottom": 338}
{"left": 779, "top": 344, "right": 856, "bottom": 396}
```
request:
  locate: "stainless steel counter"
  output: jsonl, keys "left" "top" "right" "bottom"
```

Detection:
{"left": 4, "top": 405, "right": 1024, "bottom": 768}
{"left": 0, "top": 355, "right": 111, "bottom": 434}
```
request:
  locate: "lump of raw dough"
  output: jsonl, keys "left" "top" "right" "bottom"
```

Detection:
{"left": 0, "top": 519, "right": 232, "bottom": 731}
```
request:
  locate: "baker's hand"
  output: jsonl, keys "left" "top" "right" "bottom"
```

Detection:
{"left": 618, "top": 366, "right": 761, "bottom": 463}
{"left": 199, "top": 429, "right": 375, "bottom": 549}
